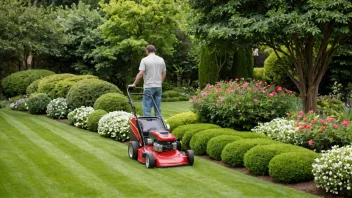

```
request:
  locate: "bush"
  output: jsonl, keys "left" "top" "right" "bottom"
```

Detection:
{"left": 312, "top": 145, "right": 352, "bottom": 196}
{"left": 87, "top": 110, "right": 108, "bottom": 132}
{"left": 191, "top": 80, "right": 299, "bottom": 130}
{"left": 221, "top": 138, "right": 281, "bottom": 167}
{"left": 26, "top": 79, "right": 41, "bottom": 95}
{"left": 98, "top": 111, "right": 133, "bottom": 141}
{"left": 66, "top": 79, "right": 122, "bottom": 110}
{"left": 207, "top": 135, "right": 242, "bottom": 160}
{"left": 10, "top": 98, "right": 28, "bottom": 111}
{"left": 67, "top": 106, "right": 94, "bottom": 129}
{"left": 93, "top": 93, "right": 131, "bottom": 113}
{"left": 269, "top": 152, "right": 319, "bottom": 183}
{"left": 264, "top": 50, "right": 291, "bottom": 87}
{"left": 37, "top": 74, "right": 76, "bottom": 98}
{"left": 0, "top": 100, "right": 10, "bottom": 108}
{"left": 51, "top": 75, "right": 98, "bottom": 99}
{"left": 172, "top": 123, "right": 221, "bottom": 140}
{"left": 180, "top": 124, "right": 222, "bottom": 150}
{"left": 166, "top": 112, "right": 199, "bottom": 131}
{"left": 163, "top": 90, "right": 180, "bottom": 98}
{"left": 253, "top": 68, "right": 265, "bottom": 82}
{"left": 46, "top": 98, "right": 69, "bottom": 119}
{"left": 27, "top": 93, "right": 51, "bottom": 114}
{"left": 2, "top": 69, "right": 54, "bottom": 97}
{"left": 317, "top": 95, "right": 344, "bottom": 117}
{"left": 162, "top": 97, "right": 181, "bottom": 102}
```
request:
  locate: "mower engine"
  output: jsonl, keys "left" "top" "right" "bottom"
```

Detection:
{"left": 148, "top": 131, "right": 178, "bottom": 152}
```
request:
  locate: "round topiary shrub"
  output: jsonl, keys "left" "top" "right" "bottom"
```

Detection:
{"left": 93, "top": 93, "right": 131, "bottom": 113}
{"left": 180, "top": 124, "right": 222, "bottom": 150}
{"left": 26, "top": 79, "right": 41, "bottom": 95}
{"left": 207, "top": 135, "right": 242, "bottom": 160}
{"left": 46, "top": 97, "right": 69, "bottom": 119}
{"left": 221, "top": 138, "right": 281, "bottom": 167}
{"left": 98, "top": 111, "right": 134, "bottom": 141}
{"left": 27, "top": 93, "right": 51, "bottom": 114}
{"left": 166, "top": 112, "right": 199, "bottom": 131}
{"left": 67, "top": 106, "right": 94, "bottom": 129}
{"left": 37, "top": 73, "right": 76, "bottom": 98}
{"left": 2, "top": 69, "right": 55, "bottom": 97}
{"left": 87, "top": 109, "right": 108, "bottom": 132}
{"left": 66, "top": 79, "right": 122, "bottom": 110}
{"left": 269, "top": 152, "right": 319, "bottom": 183}
{"left": 172, "top": 123, "right": 220, "bottom": 140}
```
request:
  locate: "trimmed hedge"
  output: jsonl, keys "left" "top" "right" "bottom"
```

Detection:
{"left": 87, "top": 109, "right": 108, "bottom": 132}
{"left": 27, "top": 93, "right": 51, "bottom": 114}
{"left": 269, "top": 152, "right": 320, "bottom": 183}
{"left": 180, "top": 125, "right": 222, "bottom": 150}
{"left": 207, "top": 135, "right": 242, "bottom": 160}
{"left": 172, "top": 123, "right": 220, "bottom": 140}
{"left": 66, "top": 79, "right": 122, "bottom": 110}
{"left": 51, "top": 75, "right": 98, "bottom": 99}
{"left": 37, "top": 74, "right": 76, "bottom": 98}
{"left": 221, "top": 138, "right": 281, "bottom": 167}
{"left": 94, "top": 93, "right": 131, "bottom": 113}
{"left": 166, "top": 112, "right": 198, "bottom": 131}
{"left": 26, "top": 79, "right": 41, "bottom": 95}
{"left": 163, "top": 90, "right": 180, "bottom": 98}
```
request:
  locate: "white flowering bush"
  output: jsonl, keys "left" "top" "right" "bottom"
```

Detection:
{"left": 251, "top": 118, "right": 298, "bottom": 144}
{"left": 46, "top": 97, "right": 69, "bottom": 119}
{"left": 98, "top": 111, "right": 133, "bottom": 141}
{"left": 312, "top": 145, "right": 352, "bottom": 196}
{"left": 67, "top": 106, "right": 94, "bottom": 129}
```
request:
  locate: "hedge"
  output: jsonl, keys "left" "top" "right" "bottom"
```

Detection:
{"left": 172, "top": 123, "right": 221, "bottom": 140}
{"left": 207, "top": 135, "right": 242, "bottom": 160}
{"left": 51, "top": 75, "right": 98, "bottom": 99}
{"left": 27, "top": 93, "right": 51, "bottom": 114}
{"left": 37, "top": 74, "right": 76, "bottom": 98}
{"left": 166, "top": 112, "right": 198, "bottom": 131}
{"left": 180, "top": 124, "right": 222, "bottom": 150}
{"left": 87, "top": 109, "right": 108, "bottom": 132}
{"left": 94, "top": 93, "right": 131, "bottom": 113}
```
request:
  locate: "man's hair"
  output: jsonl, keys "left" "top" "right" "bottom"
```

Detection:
{"left": 145, "top": 45, "right": 156, "bottom": 53}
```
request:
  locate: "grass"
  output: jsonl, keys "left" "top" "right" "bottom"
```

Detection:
{"left": 132, "top": 101, "right": 191, "bottom": 118}
{"left": 0, "top": 108, "right": 318, "bottom": 198}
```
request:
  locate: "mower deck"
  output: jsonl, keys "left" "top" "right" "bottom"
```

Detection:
{"left": 137, "top": 146, "right": 189, "bottom": 167}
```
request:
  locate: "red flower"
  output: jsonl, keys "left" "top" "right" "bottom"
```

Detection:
{"left": 333, "top": 124, "right": 339, "bottom": 129}
{"left": 321, "top": 126, "right": 326, "bottom": 131}
{"left": 268, "top": 93, "right": 273, "bottom": 97}
{"left": 308, "top": 139, "right": 313, "bottom": 146}
{"left": 254, "top": 99, "right": 259, "bottom": 102}
{"left": 311, "top": 120, "right": 317, "bottom": 125}
{"left": 341, "top": 120, "right": 350, "bottom": 127}
{"left": 303, "top": 117, "right": 308, "bottom": 121}
{"left": 299, "top": 111, "right": 304, "bottom": 116}
{"left": 320, "top": 120, "right": 325, "bottom": 125}
{"left": 296, "top": 122, "right": 300, "bottom": 127}
{"left": 277, "top": 87, "right": 282, "bottom": 91}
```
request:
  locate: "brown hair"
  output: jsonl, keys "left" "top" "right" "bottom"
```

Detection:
{"left": 145, "top": 45, "right": 156, "bottom": 53}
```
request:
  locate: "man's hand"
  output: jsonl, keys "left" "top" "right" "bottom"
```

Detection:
{"left": 128, "top": 84, "right": 136, "bottom": 88}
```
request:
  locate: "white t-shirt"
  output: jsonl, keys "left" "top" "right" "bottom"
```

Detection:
{"left": 139, "top": 53, "right": 166, "bottom": 88}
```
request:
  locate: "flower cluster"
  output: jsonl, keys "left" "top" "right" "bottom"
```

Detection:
{"left": 67, "top": 106, "right": 94, "bottom": 129}
{"left": 46, "top": 98, "right": 69, "bottom": 119}
{"left": 10, "top": 98, "right": 28, "bottom": 111}
{"left": 312, "top": 145, "right": 352, "bottom": 196}
{"left": 98, "top": 111, "right": 133, "bottom": 141}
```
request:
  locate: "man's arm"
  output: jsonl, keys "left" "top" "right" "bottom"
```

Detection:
{"left": 130, "top": 70, "right": 144, "bottom": 87}
{"left": 161, "top": 72, "right": 166, "bottom": 83}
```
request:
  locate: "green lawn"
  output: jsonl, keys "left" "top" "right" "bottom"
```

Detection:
{"left": 133, "top": 101, "right": 191, "bottom": 118}
{"left": 0, "top": 108, "right": 317, "bottom": 198}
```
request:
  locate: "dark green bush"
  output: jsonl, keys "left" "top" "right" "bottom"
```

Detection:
{"left": 180, "top": 124, "right": 221, "bottom": 150}
{"left": 253, "top": 68, "right": 265, "bottom": 82}
{"left": 166, "top": 112, "right": 198, "bottom": 131}
{"left": 207, "top": 135, "right": 242, "bottom": 160}
{"left": 37, "top": 74, "right": 76, "bottom": 98}
{"left": 172, "top": 123, "right": 221, "bottom": 140}
{"left": 66, "top": 79, "right": 122, "bottom": 110}
{"left": 264, "top": 50, "right": 291, "bottom": 86}
{"left": 2, "top": 69, "right": 54, "bottom": 97}
{"left": 163, "top": 90, "right": 180, "bottom": 98}
{"left": 51, "top": 75, "right": 98, "bottom": 99}
{"left": 26, "top": 79, "right": 41, "bottom": 95}
{"left": 269, "top": 152, "right": 320, "bottom": 183}
{"left": 93, "top": 93, "right": 131, "bottom": 113}
{"left": 87, "top": 109, "right": 108, "bottom": 132}
{"left": 317, "top": 95, "right": 344, "bottom": 117}
{"left": 221, "top": 138, "right": 281, "bottom": 167}
{"left": 27, "top": 93, "right": 51, "bottom": 114}
{"left": 243, "top": 144, "right": 313, "bottom": 175}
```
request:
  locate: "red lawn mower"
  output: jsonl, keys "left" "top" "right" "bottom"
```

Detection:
{"left": 127, "top": 87, "right": 194, "bottom": 168}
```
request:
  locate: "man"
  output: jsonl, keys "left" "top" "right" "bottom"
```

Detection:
{"left": 129, "top": 45, "right": 166, "bottom": 116}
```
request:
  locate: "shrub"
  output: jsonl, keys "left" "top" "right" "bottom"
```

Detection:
{"left": 26, "top": 79, "right": 41, "bottom": 95}
{"left": 46, "top": 98, "right": 69, "bottom": 119}
{"left": 180, "top": 125, "right": 222, "bottom": 150}
{"left": 163, "top": 90, "right": 180, "bottom": 98}
{"left": 264, "top": 50, "right": 291, "bottom": 86}
{"left": 98, "top": 111, "right": 133, "bottom": 141}
{"left": 253, "top": 68, "right": 265, "bottom": 82}
{"left": 67, "top": 106, "right": 94, "bottom": 129}
{"left": 172, "top": 123, "right": 221, "bottom": 140}
{"left": 0, "top": 100, "right": 10, "bottom": 108}
{"left": 191, "top": 80, "right": 299, "bottom": 130}
{"left": 66, "top": 79, "right": 122, "bottom": 110}
{"left": 27, "top": 93, "right": 51, "bottom": 114}
{"left": 232, "top": 47, "right": 254, "bottom": 79}
{"left": 221, "top": 138, "right": 281, "bottom": 167}
{"left": 269, "top": 152, "right": 319, "bottom": 183}
{"left": 163, "top": 97, "right": 181, "bottom": 102}
{"left": 317, "top": 95, "right": 344, "bottom": 117}
{"left": 207, "top": 135, "right": 242, "bottom": 160}
{"left": 87, "top": 110, "right": 108, "bottom": 132}
{"left": 2, "top": 69, "right": 54, "bottom": 97}
{"left": 37, "top": 73, "right": 76, "bottom": 98}
{"left": 166, "top": 112, "right": 198, "bottom": 131}
{"left": 51, "top": 75, "right": 98, "bottom": 99}
{"left": 312, "top": 145, "right": 352, "bottom": 196}
{"left": 93, "top": 93, "right": 131, "bottom": 113}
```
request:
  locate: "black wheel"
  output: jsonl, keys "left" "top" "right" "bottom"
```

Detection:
{"left": 186, "top": 150, "right": 194, "bottom": 166}
{"left": 145, "top": 153, "right": 155, "bottom": 168}
{"left": 176, "top": 141, "right": 181, "bottom": 151}
{"left": 128, "top": 141, "right": 139, "bottom": 160}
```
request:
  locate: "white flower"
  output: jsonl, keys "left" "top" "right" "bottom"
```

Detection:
{"left": 97, "top": 111, "right": 133, "bottom": 141}
{"left": 67, "top": 106, "right": 94, "bottom": 129}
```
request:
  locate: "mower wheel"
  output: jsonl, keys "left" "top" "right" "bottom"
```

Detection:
{"left": 186, "top": 150, "right": 194, "bottom": 166}
{"left": 145, "top": 153, "right": 155, "bottom": 168}
{"left": 176, "top": 141, "right": 181, "bottom": 151}
{"left": 128, "top": 141, "right": 139, "bottom": 160}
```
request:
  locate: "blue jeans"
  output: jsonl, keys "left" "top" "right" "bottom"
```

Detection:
{"left": 143, "top": 87, "right": 162, "bottom": 116}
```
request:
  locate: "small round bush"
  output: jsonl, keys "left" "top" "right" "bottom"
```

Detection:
{"left": 67, "top": 106, "right": 94, "bottom": 129}
{"left": 166, "top": 112, "right": 199, "bottom": 131}
{"left": 163, "top": 90, "right": 180, "bottom": 98}
{"left": 180, "top": 125, "right": 222, "bottom": 150}
{"left": 207, "top": 135, "right": 242, "bottom": 160}
{"left": 46, "top": 97, "right": 69, "bottom": 119}
{"left": 172, "top": 123, "right": 220, "bottom": 140}
{"left": 93, "top": 93, "right": 131, "bottom": 113}
{"left": 87, "top": 110, "right": 108, "bottom": 132}
{"left": 27, "top": 93, "right": 51, "bottom": 114}
{"left": 66, "top": 79, "right": 122, "bottom": 110}
{"left": 98, "top": 111, "right": 133, "bottom": 141}
{"left": 26, "top": 79, "right": 41, "bottom": 95}
{"left": 37, "top": 74, "right": 76, "bottom": 98}
{"left": 51, "top": 75, "right": 98, "bottom": 99}
{"left": 253, "top": 68, "right": 265, "bottom": 82}
{"left": 312, "top": 145, "right": 352, "bottom": 196}
{"left": 269, "top": 152, "right": 319, "bottom": 183}
{"left": 221, "top": 138, "right": 281, "bottom": 167}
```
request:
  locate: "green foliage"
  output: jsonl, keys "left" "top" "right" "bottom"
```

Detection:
{"left": 66, "top": 79, "right": 122, "bottom": 110}
{"left": 317, "top": 96, "right": 345, "bottom": 117}
{"left": 269, "top": 152, "right": 319, "bottom": 183}
{"left": 67, "top": 106, "right": 94, "bottom": 129}
{"left": 198, "top": 46, "right": 217, "bottom": 89}
{"left": 2, "top": 70, "right": 54, "bottom": 97}
{"left": 180, "top": 125, "right": 221, "bottom": 150}
{"left": 166, "top": 112, "right": 198, "bottom": 131}
{"left": 172, "top": 123, "right": 220, "bottom": 140}
{"left": 93, "top": 93, "right": 131, "bottom": 113}
{"left": 26, "top": 79, "right": 41, "bottom": 95}
{"left": 46, "top": 97, "right": 69, "bottom": 119}
{"left": 0, "top": 100, "right": 10, "bottom": 109}
{"left": 37, "top": 74, "right": 76, "bottom": 98}
{"left": 232, "top": 48, "right": 254, "bottom": 79}
{"left": 163, "top": 90, "right": 180, "bottom": 98}
{"left": 27, "top": 93, "right": 51, "bottom": 114}
{"left": 51, "top": 75, "right": 98, "bottom": 99}
{"left": 253, "top": 68, "right": 265, "bottom": 82}
{"left": 264, "top": 51, "right": 291, "bottom": 86}
{"left": 87, "top": 110, "right": 108, "bottom": 132}
{"left": 207, "top": 135, "right": 242, "bottom": 161}
{"left": 221, "top": 138, "right": 281, "bottom": 167}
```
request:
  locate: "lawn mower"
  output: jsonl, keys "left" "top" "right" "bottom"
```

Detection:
{"left": 127, "top": 86, "right": 194, "bottom": 168}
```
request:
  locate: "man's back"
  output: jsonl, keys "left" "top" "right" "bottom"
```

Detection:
{"left": 139, "top": 54, "right": 166, "bottom": 88}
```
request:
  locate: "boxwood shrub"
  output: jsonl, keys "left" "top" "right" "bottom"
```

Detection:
{"left": 37, "top": 74, "right": 76, "bottom": 98}
{"left": 180, "top": 124, "right": 222, "bottom": 150}
{"left": 27, "top": 93, "right": 51, "bottom": 114}
{"left": 269, "top": 152, "right": 320, "bottom": 183}
{"left": 172, "top": 123, "right": 220, "bottom": 140}
{"left": 207, "top": 135, "right": 242, "bottom": 160}
{"left": 51, "top": 75, "right": 98, "bottom": 99}
{"left": 26, "top": 79, "right": 41, "bottom": 95}
{"left": 166, "top": 112, "right": 198, "bottom": 131}
{"left": 221, "top": 138, "right": 281, "bottom": 167}
{"left": 93, "top": 93, "right": 131, "bottom": 113}
{"left": 87, "top": 109, "right": 108, "bottom": 132}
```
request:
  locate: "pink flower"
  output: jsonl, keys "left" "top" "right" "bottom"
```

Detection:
{"left": 333, "top": 124, "right": 339, "bottom": 129}
{"left": 268, "top": 93, "right": 273, "bottom": 97}
{"left": 299, "top": 111, "right": 304, "bottom": 116}
{"left": 303, "top": 117, "right": 308, "bottom": 121}
{"left": 277, "top": 87, "right": 282, "bottom": 91}
{"left": 311, "top": 120, "right": 317, "bottom": 125}
{"left": 326, "top": 117, "right": 334, "bottom": 123}
{"left": 321, "top": 126, "right": 325, "bottom": 131}
{"left": 308, "top": 140, "right": 313, "bottom": 146}
{"left": 235, "top": 78, "right": 239, "bottom": 81}
{"left": 216, "top": 102, "right": 219, "bottom": 107}
{"left": 220, "top": 97, "right": 225, "bottom": 102}
{"left": 241, "top": 78, "right": 244, "bottom": 81}
{"left": 341, "top": 120, "right": 350, "bottom": 127}
{"left": 296, "top": 122, "right": 300, "bottom": 127}
{"left": 254, "top": 99, "right": 259, "bottom": 102}
{"left": 320, "top": 120, "right": 325, "bottom": 125}
{"left": 259, "top": 81, "right": 262, "bottom": 85}
{"left": 309, "top": 110, "right": 313, "bottom": 114}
